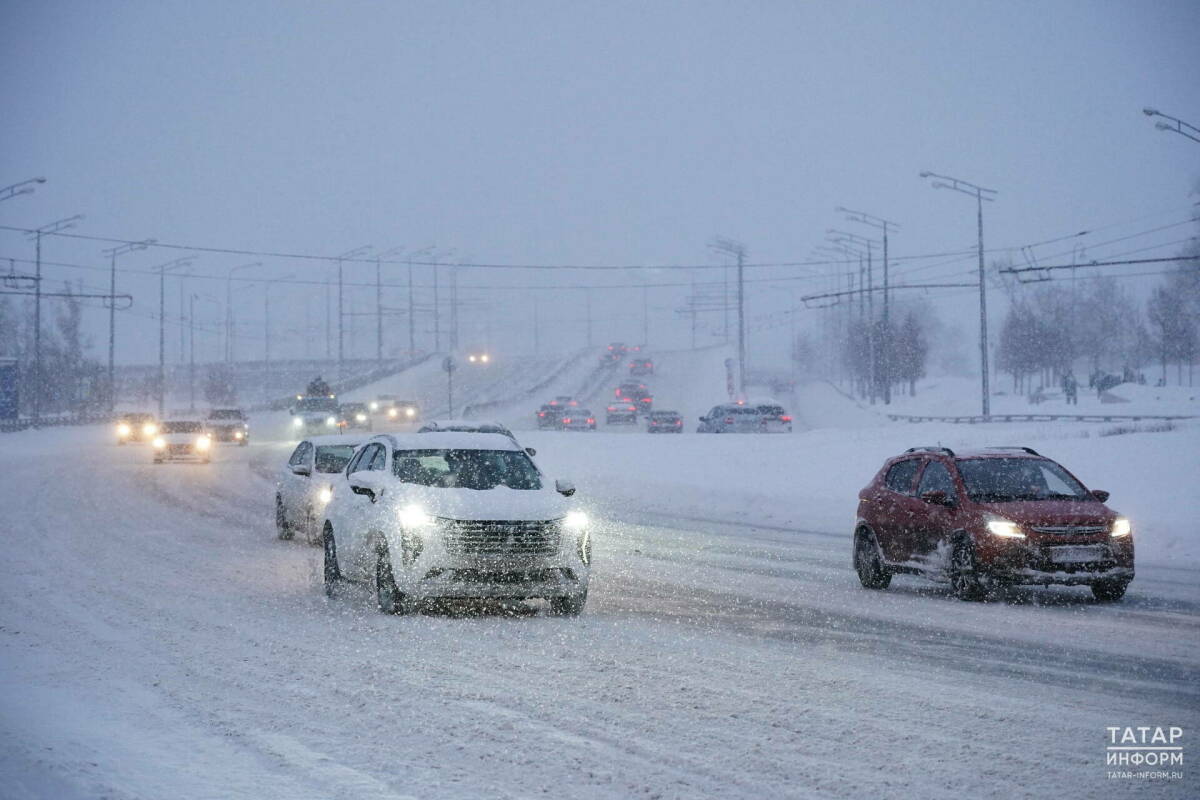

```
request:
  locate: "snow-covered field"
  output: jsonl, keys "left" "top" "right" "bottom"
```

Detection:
{"left": 2, "top": 355, "right": 1197, "bottom": 799}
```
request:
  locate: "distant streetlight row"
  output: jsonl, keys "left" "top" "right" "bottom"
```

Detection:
{"left": 1143, "top": 107, "right": 1200, "bottom": 144}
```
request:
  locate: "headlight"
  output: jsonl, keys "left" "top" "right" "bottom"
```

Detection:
{"left": 1111, "top": 517, "right": 1131, "bottom": 537}
{"left": 985, "top": 517, "right": 1025, "bottom": 539}
{"left": 195, "top": 436, "right": 211, "bottom": 450}
{"left": 318, "top": 486, "right": 333, "bottom": 505}
{"left": 369, "top": 401, "right": 379, "bottom": 411}
{"left": 355, "top": 414, "right": 366, "bottom": 422}
{"left": 117, "top": 423, "right": 131, "bottom": 437}
{"left": 152, "top": 437, "right": 166, "bottom": 449}
{"left": 292, "top": 417, "right": 303, "bottom": 427}
{"left": 143, "top": 423, "right": 158, "bottom": 436}
{"left": 563, "top": 510, "right": 588, "bottom": 530}
{"left": 388, "top": 408, "right": 398, "bottom": 418}
{"left": 404, "top": 407, "right": 415, "bottom": 417}
{"left": 234, "top": 431, "right": 244, "bottom": 439}
{"left": 398, "top": 505, "right": 434, "bottom": 529}
{"left": 325, "top": 416, "right": 337, "bottom": 426}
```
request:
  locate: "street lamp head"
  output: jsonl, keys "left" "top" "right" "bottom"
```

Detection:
{"left": 919, "top": 171, "right": 932, "bottom": 178}
{"left": 34, "top": 177, "right": 47, "bottom": 184}
{"left": 1155, "top": 121, "right": 1172, "bottom": 131}
{"left": 1143, "top": 107, "right": 1158, "bottom": 117}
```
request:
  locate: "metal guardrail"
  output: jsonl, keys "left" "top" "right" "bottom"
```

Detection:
{"left": 888, "top": 413, "right": 1195, "bottom": 424}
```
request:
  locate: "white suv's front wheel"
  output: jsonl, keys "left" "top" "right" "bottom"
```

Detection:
{"left": 375, "top": 545, "right": 416, "bottom": 615}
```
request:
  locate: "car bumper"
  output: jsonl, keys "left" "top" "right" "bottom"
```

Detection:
{"left": 606, "top": 414, "right": 637, "bottom": 423}
{"left": 409, "top": 559, "right": 588, "bottom": 600}
{"left": 978, "top": 537, "right": 1134, "bottom": 585}
{"left": 209, "top": 427, "right": 247, "bottom": 442}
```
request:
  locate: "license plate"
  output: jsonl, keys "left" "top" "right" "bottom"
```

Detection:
{"left": 1049, "top": 545, "right": 1107, "bottom": 564}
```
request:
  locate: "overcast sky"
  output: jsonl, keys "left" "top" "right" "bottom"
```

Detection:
{"left": 2, "top": 0, "right": 1198, "bottom": 366}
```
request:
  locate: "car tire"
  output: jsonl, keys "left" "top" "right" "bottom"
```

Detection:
{"left": 375, "top": 544, "right": 415, "bottom": 615}
{"left": 322, "top": 525, "right": 340, "bottom": 597}
{"left": 950, "top": 538, "right": 989, "bottom": 601}
{"left": 548, "top": 591, "right": 587, "bottom": 616}
{"left": 853, "top": 529, "right": 892, "bottom": 590}
{"left": 275, "top": 494, "right": 294, "bottom": 540}
{"left": 239, "top": 439, "right": 248, "bottom": 447}
{"left": 1091, "top": 579, "right": 1130, "bottom": 602}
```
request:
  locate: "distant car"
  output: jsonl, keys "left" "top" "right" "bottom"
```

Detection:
{"left": 277, "top": 435, "right": 364, "bottom": 544}
{"left": 466, "top": 352, "right": 491, "bottom": 364}
{"left": 337, "top": 402, "right": 373, "bottom": 431}
{"left": 291, "top": 395, "right": 340, "bottom": 435}
{"left": 537, "top": 404, "right": 565, "bottom": 429}
{"left": 115, "top": 412, "right": 158, "bottom": 444}
{"left": 697, "top": 403, "right": 763, "bottom": 433}
{"left": 152, "top": 420, "right": 212, "bottom": 463}
{"left": 601, "top": 342, "right": 626, "bottom": 363}
{"left": 321, "top": 432, "right": 589, "bottom": 615}
{"left": 605, "top": 401, "right": 638, "bottom": 424}
{"left": 551, "top": 395, "right": 580, "bottom": 407}
{"left": 853, "top": 446, "right": 1134, "bottom": 602}
{"left": 206, "top": 407, "right": 249, "bottom": 445}
{"left": 616, "top": 381, "right": 653, "bottom": 413}
{"left": 629, "top": 358, "right": 654, "bottom": 376}
{"left": 755, "top": 404, "right": 793, "bottom": 433}
{"left": 418, "top": 419, "right": 532, "bottom": 453}
{"left": 646, "top": 410, "right": 683, "bottom": 433}
{"left": 560, "top": 409, "right": 596, "bottom": 431}
{"left": 376, "top": 397, "right": 421, "bottom": 423}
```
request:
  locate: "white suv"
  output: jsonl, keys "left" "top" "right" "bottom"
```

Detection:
{"left": 276, "top": 434, "right": 366, "bottom": 544}
{"left": 320, "top": 432, "right": 590, "bottom": 615}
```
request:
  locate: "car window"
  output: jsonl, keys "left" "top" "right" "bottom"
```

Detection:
{"left": 917, "top": 460, "right": 957, "bottom": 501}
{"left": 885, "top": 460, "right": 920, "bottom": 495}
{"left": 957, "top": 458, "right": 1091, "bottom": 502}
{"left": 315, "top": 445, "right": 355, "bottom": 473}
{"left": 161, "top": 421, "right": 204, "bottom": 433}
{"left": 345, "top": 445, "right": 370, "bottom": 475}
{"left": 367, "top": 445, "right": 387, "bottom": 471}
{"left": 288, "top": 442, "right": 309, "bottom": 466}
{"left": 392, "top": 448, "right": 543, "bottom": 490}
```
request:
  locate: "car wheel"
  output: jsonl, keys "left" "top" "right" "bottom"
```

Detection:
{"left": 239, "top": 439, "right": 248, "bottom": 447}
{"left": 548, "top": 591, "right": 587, "bottom": 616}
{"left": 322, "top": 526, "right": 340, "bottom": 597}
{"left": 853, "top": 529, "right": 892, "bottom": 589}
{"left": 375, "top": 544, "right": 415, "bottom": 615}
{"left": 1091, "top": 578, "right": 1130, "bottom": 602}
{"left": 950, "top": 539, "right": 988, "bottom": 601}
{"left": 275, "top": 494, "right": 294, "bottom": 540}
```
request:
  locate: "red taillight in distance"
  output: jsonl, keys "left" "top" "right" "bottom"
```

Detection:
{"left": 562, "top": 417, "right": 572, "bottom": 424}
{"left": 781, "top": 415, "right": 792, "bottom": 422}
{"left": 587, "top": 418, "right": 595, "bottom": 424}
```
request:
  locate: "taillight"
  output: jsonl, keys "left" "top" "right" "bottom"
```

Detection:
{"left": 642, "top": 397, "right": 651, "bottom": 402}
{"left": 563, "top": 417, "right": 572, "bottom": 424}
{"left": 675, "top": 420, "right": 682, "bottom": 425}
{"left": 724, "top": 417, "right": 734, "bottom": 424}
{"left": 538, "top": 412, "right": 545, "bottom": 417}
{"left": 587, "top": 418, "right": 595, "bottom": 424}
{"left": 781, "top": 415, "right": 792, "bottom": 422}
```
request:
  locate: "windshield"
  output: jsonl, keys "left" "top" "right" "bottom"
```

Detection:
{"left": 161, "top": 421, "right": 204, "bottom": 433}
{"left": 757, "top": 406, "right": 785, "bottom": 416}
{"left": 296, "top": 398, "right": 337, "bottom": 412}
{"left": 957, "top": 458, "right": 1092, "bottom": 502}
{"left": 208, "top": 409, "right": 244, "bottom": 420}
{"left": 392, "top": 448, "right": 542, "bottom": 490}
{"left": 315, "top": 445, "right": 356, "bottom": 473}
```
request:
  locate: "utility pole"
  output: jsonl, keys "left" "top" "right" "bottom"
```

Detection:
{"left": 189, "top": 293, "right": 196, "bottom": 411}
{"left": 225, "top": 262, "right": 260, "bottom": 363}
{"left": 921, "top": 171, "right": 997, "bottom": 416}
{"left": 29, "top": 215, "right": 83, "bottom": 424}
{"left": 709, "top": 237, "right": 748, "bottom": 393}
{"left": 642, "top": 284, "right": 649, "bottom": 347}
{"left": 450, "top": 264, "right": 459, "bottom": 351}
{"left": 264, "top": 274, "right": 294, "bottom": 405}
{"left": 155, "top": 257, "right": 194, "bottom": 418}
{"left": 336, "top": 245, "right": 372, "bottom": 381}
{"left": 102, "top": 239, "right": 154, "bottom": 412}
{"left": 585, "top": 290, "right": 593, "bottom": 348}
{"left": 533, "top": 295, "right": 540, "bottom": 357}
{"left": 836, "top": 208, "right": 899, "bottom": 405}
{"left": 826, "top": 231, "right": 879, "bottom": 404}
{"left": 375, "top": 247, "right": 407, "bottom": 367}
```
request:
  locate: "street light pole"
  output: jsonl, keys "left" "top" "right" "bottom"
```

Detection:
{"left": 836, "top": 208, "right": 899, "bottom": 405}
{"left": 101, "top": 238, "right": 155, "bottom": 412}
{"left": 0, "top": 177, "right": 46, "bottom": 203}
{"left": 709, "top": 238, "right": 748, "bottom": 394}
{"left": 824, "top": 233, "right": 879, "bottom": 403}
{"left": 154, "top": 257, "right": 194, "bottom": 418}
{"left": 225, "top": 262, "right": 261, "bottom": 363}
{"left": 1142, "top": 107, "right": 1200, "bottom": 144}
{"left": 336, "top": 245, "right": 372, "bottom": 381}
{"left": 921, "top": 170, "right": 998, "bottom": 417}
{"left": 374, "top": 247, "right": 408, "bottom": 367}
{"left": 29, "top": 215, "right": 83, "bottom": 424}
{"left": 265, "top": 274, "right": 296, "bottom": 405}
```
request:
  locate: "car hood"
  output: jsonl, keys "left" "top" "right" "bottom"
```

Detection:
{"left": 387, "top": 484, "right": 568, "bottom": 522}
{"left": 975, "top": 499, "right": 1115, "bottom": 527}
{"left": 161, "top": 432, "right": 204, "bottom": 443}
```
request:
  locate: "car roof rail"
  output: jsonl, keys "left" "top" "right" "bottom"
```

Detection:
{"left": 984, "top": 446, "right": 1041, "bottom": 456}
{"left": 904, "top": 446, "right": 956, "bottom": 457}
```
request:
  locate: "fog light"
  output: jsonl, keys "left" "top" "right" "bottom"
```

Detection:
{"left": 564, "top": 510, "right": 588, "bottom": 530}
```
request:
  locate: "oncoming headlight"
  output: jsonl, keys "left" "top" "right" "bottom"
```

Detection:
{"left": 355, "top": 413, "right": 367, "bottom": 422}
{"left": 234, "top": 430, "right": 244, "bottom": 439}
{"left": 1111, "top": 517, "right": 1131, "bottom": 537}
{"left": 325, "top": 416, "right": 337, "bottom": 427}
{"left": 116, "top": 423, "right": 131, "bottom": 437}
{"left": 195, "top": 436, "right": 211, "bottom": 451}
{"left": 369, "top": 401, "right": 379, "bottom": 411}
{"left": 985, "top": 517, "right": 1025, "bottom": 539}
{"left": 563, "top": 510, "right": 588, "bottom": 530}
{"left": 404, "top": 407, "right": 415, "bottom": 418}
{"left": 388, "top": 408, "right": 398, "bottom": 418}
{"left": 152, "top": 436, "right": 166, "bottom": 449}
{"left": 398, "top": 505, "right": 433, "bottom": 529}
{"left": 143, "top": 423, "right": 158, "bottom": 436}
{"left": 292, "top": 417, "right": 303, "bottom": 428}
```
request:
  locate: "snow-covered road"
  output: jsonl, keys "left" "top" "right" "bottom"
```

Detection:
{"left": 2, "top": 425, "right": 1196, "bottom": 799}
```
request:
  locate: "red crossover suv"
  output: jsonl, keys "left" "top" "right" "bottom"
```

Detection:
{"left": 853, "top": 446, "right": 1133, "bottom": 601}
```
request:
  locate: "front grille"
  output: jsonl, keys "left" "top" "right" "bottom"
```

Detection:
{"left": 442, "top": 519, "right": 561, "bottom": 557}
{"left": 167, "top": 444, "right": 192, "bottom": 453}
{"left": 1030, "top": 525, "right": 1108, "bottom": 536}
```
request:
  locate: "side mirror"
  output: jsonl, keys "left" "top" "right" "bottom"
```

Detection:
{"left": 525, "top": 447, "right": 537, "bottom": 457}
{"left": 1092, "top": 489, "right": 1110, "bottom": 503}
{"left": 290, "top": 463, "right": 311, "bottom": 477}
{"left": 698, "top": 416, "right": 707, "bottom": 423}
{"left": 349, "top": 471, "right": 384, "bottom": 501}
{"left": 555, "top": 479, "right": 576, "bottom": 497}
{"left": 920, "top": 489, "right": 952, "bottom": 506}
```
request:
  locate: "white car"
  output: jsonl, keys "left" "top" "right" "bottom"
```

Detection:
{"left": 151, "top": 420, "right": 212, "bottom": 463}
{"left": 417, "top": 419, "right": 532, "bottom": 453}
{"left": 276, "top": 434, "right": 365, "bottom": 545}
{"left": 320, "top": 432, "right": 590, "bottom": 615}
